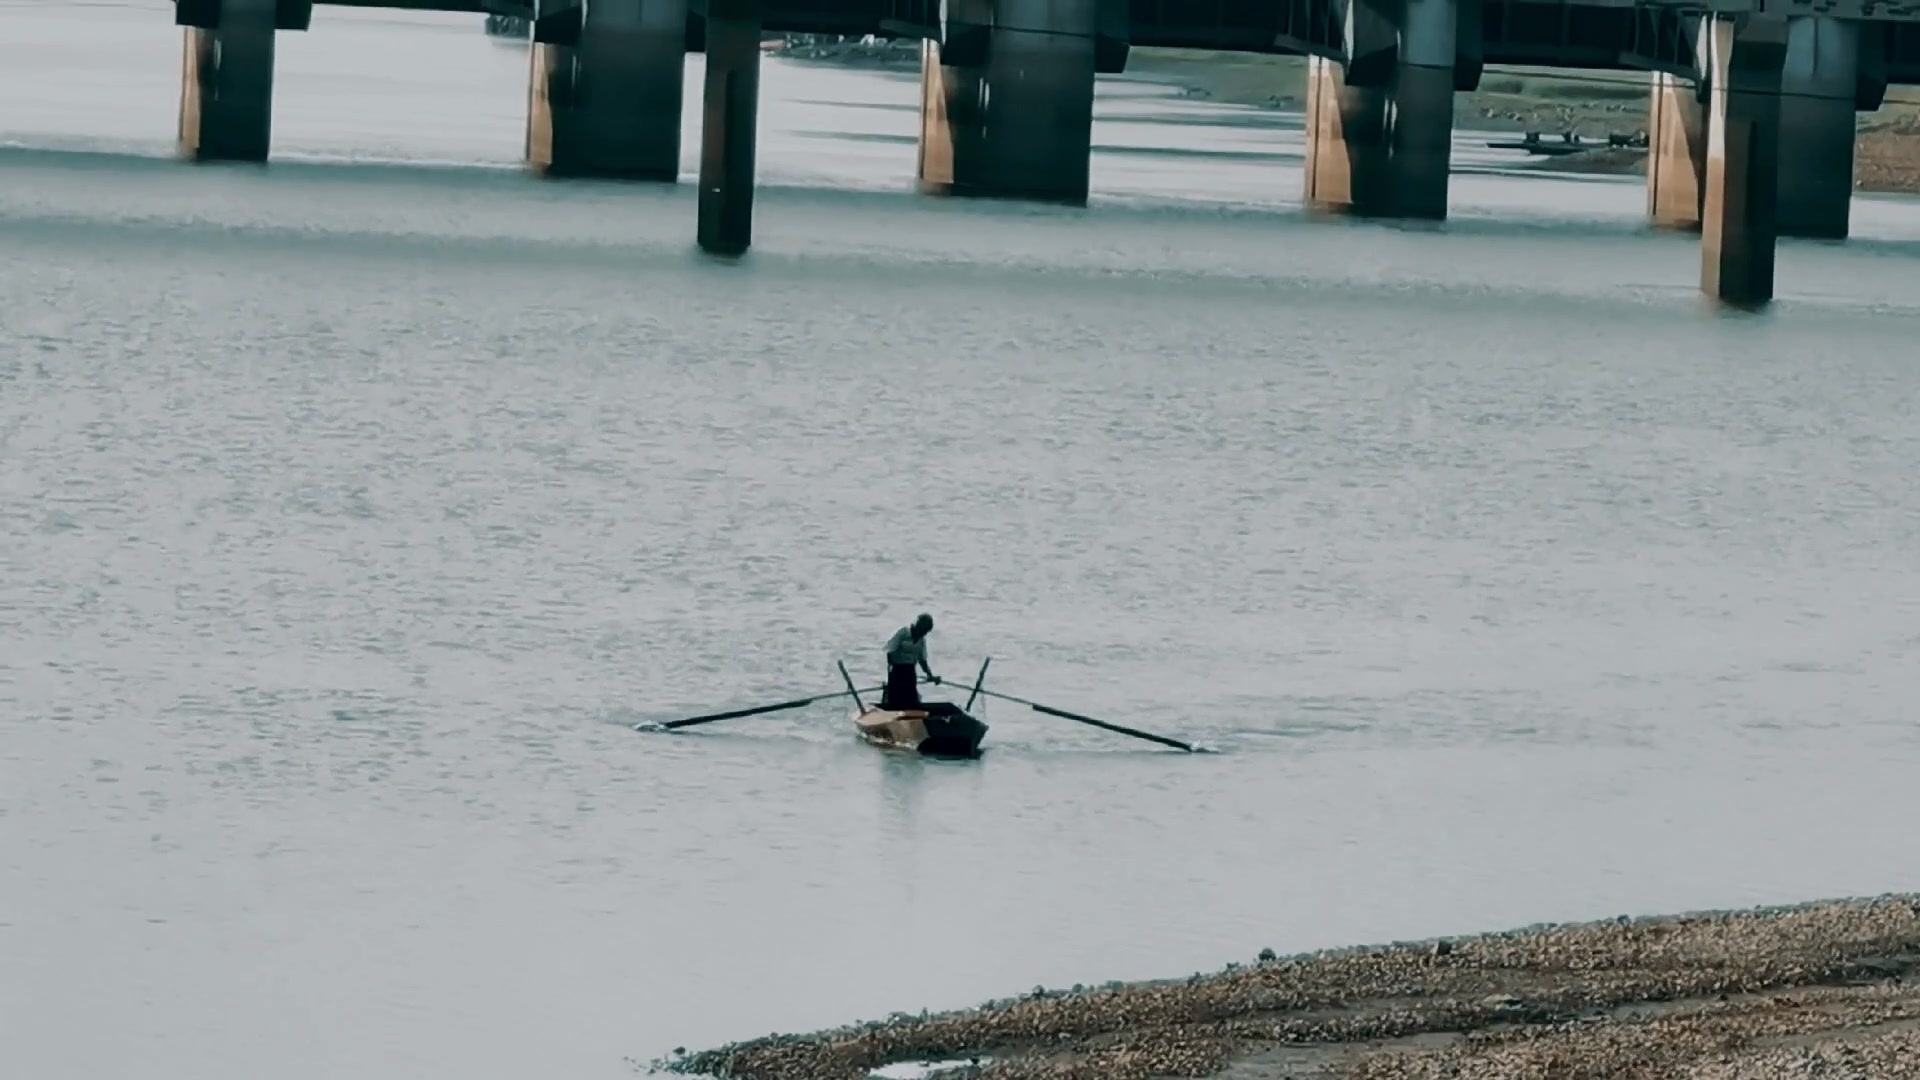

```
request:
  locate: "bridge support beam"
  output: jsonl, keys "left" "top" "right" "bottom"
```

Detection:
{"left": 1647, "top": 15, "right": 1859, "bottom": 241}
{"left": 1646, "top": 73, "right": 1707, "bottom": 229}
{"left": 1304, "top": 0, "right": 1456, "bottom": 220}
{"left": 918, "top": 0, "right": 1099, "bottom": 205}
{"left": 528, "top": 0, "right": 687, "bottom": 180}
{"left": 1776, "top": 16, "right": 1859, "bottom": 240}
{"left": 696, "top": 0, "right": 761, "bottom": 255}
{"left": 1701, "top": 15, "right": 1789, "bottom": 307}
{"left": 178, "top": 0, "right": 277, "bottom": 162}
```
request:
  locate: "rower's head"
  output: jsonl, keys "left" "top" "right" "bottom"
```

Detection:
{"left": 912, "top": 613, "right": 933, "bottom": 638}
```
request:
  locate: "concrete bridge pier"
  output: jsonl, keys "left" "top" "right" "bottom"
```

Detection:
{"left": 1304, "top": 0, "right": 1459, "bottom": 219}
{"left": 1701, "top": 15, "right": 1789, "bottom": 307}
{"left": 696, "top": 0, "right": 761, "bottom": 255}
{"left": 918, "top": 0, "right": 1100, "bottom": 204}
{"left": 178, "top": 0, "right": 278, "bottom": 162}
{"left": 1647, "top": 16, "right": 1860, "bottom": 241}
{"left": 1646, "top": 72, "right": 1707, "bottom": 229}
{"left": 528, "top": 0, "right": 687, "bottom": 180}
{"left": 1776, "top": 17, "right": 1860, "bottom": 239}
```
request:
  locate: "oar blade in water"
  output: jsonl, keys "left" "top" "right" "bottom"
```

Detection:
{"left": 967, "top": 686, "right": 1206, "bottom": 753}
{"left": 661, "top": 697, "right": 815, "bottom": 729}
{"left": 1028, "top": 703, "right": 1201, "bottom": 752}
{"left": 638, "top": 684, "right": 886, "bottom": 732}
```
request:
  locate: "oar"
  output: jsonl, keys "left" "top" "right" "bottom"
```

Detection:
{"left": 965, "top": 686, "right": 1205, "bottom": 753}
{"left": 836, "top": 660, "right": 867, "bottom": 712}
{"left": 963, "top": 656, "right": 992, "bottom": 711}
{"left": 654, "top": 683, "right": 885, "bottom": 730}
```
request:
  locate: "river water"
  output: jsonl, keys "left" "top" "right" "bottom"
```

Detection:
{"left": 4, "top": 4, "right": 1920, "bottom": 1080}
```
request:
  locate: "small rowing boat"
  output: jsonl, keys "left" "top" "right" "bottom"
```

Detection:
{"left": 852, "top": 700, "right": 989, "bottom": 759}
{"left": 645, "top": 655, "right": 1202, "bottom": 755}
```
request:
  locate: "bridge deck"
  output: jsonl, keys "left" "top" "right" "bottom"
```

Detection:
{"left": 295, "top": 0, "right": 1920, "bottom": 80}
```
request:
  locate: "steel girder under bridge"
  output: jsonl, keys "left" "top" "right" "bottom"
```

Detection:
{"left": 1132, "top": 0, "right": 1920, "bottom": 87}
{"left": 179, "top": 0, "right": 1920, "bottom": 88}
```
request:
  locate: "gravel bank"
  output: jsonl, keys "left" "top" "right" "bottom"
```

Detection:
{"left": 658, "top": 894, "right": 1920, "bottom": 1080}
{"left": 770, "top": 35, "right": 921, "bottom": 71}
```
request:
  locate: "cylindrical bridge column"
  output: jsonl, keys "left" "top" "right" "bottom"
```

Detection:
{"left": 919, "top": 0, "right": 1099, "bottom": 205}
{"left": 528, "top": 0, "right": 688, "bottom": 180}
{"left": 1701, "top": 15, "right": 1790, "bottom": 306}
{"left": 696, "top": 0, "right": 762, "bottom": 255}
{"left": 1777, "top": 16, "right": 1860, "bottom": 240}
{"left": 1304, "top": 0, "right": 1457, "bottom": 220}
{"left": 1391, "top": 0, "right": 1457, "bottom": 220}
{"left": 1646, "top": 71, "right": 1707, "bottom": 230}
{"left": 179, "top": 0, "right": 277, "bottom": 162}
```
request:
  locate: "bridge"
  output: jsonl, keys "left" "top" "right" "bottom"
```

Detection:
{"left": 175, "top": 0, "right": 1920, "bottom": 306}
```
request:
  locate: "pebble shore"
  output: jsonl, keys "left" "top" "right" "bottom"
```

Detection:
{"left": 660, "top": 894, "right": 1920, "bottom": 1080}
{"left": 769, "top": 36, "right": 921, "bottom": 70}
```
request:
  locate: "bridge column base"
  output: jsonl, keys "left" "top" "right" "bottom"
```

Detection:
{"left": 697, "top": 0, "right": 761, "bottom": 255}
{"left": 1303, "top": 57, "right": 1453, "bottom": 220}
{"left": 178, "top": 0, "right": 276, "bottom": 163}
{"left": 1701, "top": 15, "right": 1789, "bottom": 307}
{"left": 918, "top": 0, "right": 1098, "bottom": 205}
{"left": 1777, "top": 16, "right": 1858, "bottom": 240}
{"left": 1646, "top": 73, "right": 1706, "bottom": 230}
{"left": 528, "top": 0, "right": 687, "bottom": 181}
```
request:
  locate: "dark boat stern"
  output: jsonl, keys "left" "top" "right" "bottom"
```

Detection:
{"left": 915, "top": 701, "right": 988, "bottom": 758}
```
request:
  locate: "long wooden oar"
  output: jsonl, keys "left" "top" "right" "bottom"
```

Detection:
{"left": 836, "top": 660, "right": 867, "bottom": 711}
{"left": 965, "top": 686, "right": 1204, "bottom": 752}
{"left": 656, "top": 683, "right": 885, "bottom": 730}
{"left": 964, "top": 656, "right": 992, "bottom": 711}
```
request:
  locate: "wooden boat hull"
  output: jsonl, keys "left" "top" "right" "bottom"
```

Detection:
{"left": 852, "top": 700, "right": 988, "bottom": 758}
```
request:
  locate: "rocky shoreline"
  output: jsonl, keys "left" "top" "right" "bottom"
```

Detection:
{"left": 657, "top": 893, "right": 1920, "bottom": 1080}
{"left": 769, "top": 34, "right": 922, "bottom": 71}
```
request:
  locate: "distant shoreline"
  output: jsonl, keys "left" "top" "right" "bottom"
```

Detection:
{"left": 767, "top": 35, "right": 922, "bottom": 72}
{"left": 663, "top": 893, "right": 1920, "bottom": 1080}
{"left": 773, "top": 39, "right": 1920, "bottom": 196}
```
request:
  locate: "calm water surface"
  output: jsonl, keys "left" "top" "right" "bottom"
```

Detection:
{"left": 4, "top": 5, "right": 1920, "bottom": 1080}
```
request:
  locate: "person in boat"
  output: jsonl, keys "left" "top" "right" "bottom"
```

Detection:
{"left": 881, "top": 613, "right": 940, "bottom": 709}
